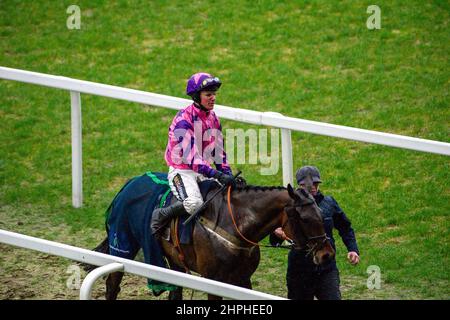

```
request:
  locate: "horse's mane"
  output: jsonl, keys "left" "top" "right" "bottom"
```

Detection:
{"left": 234, "top": 184, "right": 287, "bottom": 192}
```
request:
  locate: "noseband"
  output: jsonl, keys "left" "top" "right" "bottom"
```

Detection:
{"left": 304, "top": 233, "right": 330, "bottom": 256}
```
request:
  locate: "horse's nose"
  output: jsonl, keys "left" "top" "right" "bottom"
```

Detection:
{"left": 322, "top": 253, "right": 330, "bottom": 262}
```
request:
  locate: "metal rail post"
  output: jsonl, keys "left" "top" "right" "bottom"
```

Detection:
{"left": 80, "top": 263, "right": 124, "bottom": 300}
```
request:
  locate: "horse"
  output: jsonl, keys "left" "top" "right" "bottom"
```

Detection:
{"left": 88, "top": 174, "right": 335, "bottom": 300}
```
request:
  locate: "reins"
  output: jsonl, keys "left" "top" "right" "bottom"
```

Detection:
{"left": 227, "top": 186, "right": 259, "bottom": 246}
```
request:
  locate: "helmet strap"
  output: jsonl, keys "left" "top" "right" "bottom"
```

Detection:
{"left": 194, "top": 101, "right": 209, "bottom": 112}
{"left": 192, "top": 92, "right": 201, "bottom": 103}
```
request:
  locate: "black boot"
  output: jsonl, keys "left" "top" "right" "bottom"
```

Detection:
{"left": 151, "top": 201, "right": 187, "bottom": 235}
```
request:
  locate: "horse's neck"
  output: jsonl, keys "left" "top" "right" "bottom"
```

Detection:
{"left": 229, "top": 188, "right": 291, "bottom": 243}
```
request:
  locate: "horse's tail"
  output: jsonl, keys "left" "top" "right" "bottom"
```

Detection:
{"left": 79, "top": 237, "right": 110, "bottom": 273}
{"left": 93, "top": 236, "right": 110, "bottom": 254}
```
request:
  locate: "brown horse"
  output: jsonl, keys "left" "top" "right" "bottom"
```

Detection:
{"left": 91, "top": 177, "right": 335, "bottom": 300}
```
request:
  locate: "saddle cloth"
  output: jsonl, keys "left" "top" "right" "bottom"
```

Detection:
{"left": 105, "top": 171, "right": 219, "bottom": 292}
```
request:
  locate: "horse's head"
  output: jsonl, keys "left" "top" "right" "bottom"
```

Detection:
{"left": 284, "top": 184, "right": 335, "bottom": 265}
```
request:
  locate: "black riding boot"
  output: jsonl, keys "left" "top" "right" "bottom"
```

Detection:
{"left": 151, "top": 201, "right": 187, "bottom": 235}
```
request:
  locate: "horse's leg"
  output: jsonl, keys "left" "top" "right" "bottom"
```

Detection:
{"left": 206, "top": 277, "right": 252, "bottom": 300}
{"left": 105, "top": 271, "right": 124, "bottom": 300}
{"left": 166, "top": 258, "right": 184, "bottom": 300}
{"left": 168, "top": 287, "right": 183, "bottom": 300}
{"left": 207, "top": 293, "right": 223, "bottom": 300}
{"left": 104, "top": 246, "right": 138, "bottom": 300}
{"left": 240, "top": 278, "right": 252, "bottom": 290}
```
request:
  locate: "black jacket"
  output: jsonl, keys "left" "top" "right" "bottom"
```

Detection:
{"left": 271, "top": 191, "right": 359, "bottom": 272}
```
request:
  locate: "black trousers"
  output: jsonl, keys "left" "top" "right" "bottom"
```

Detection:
{"left": 287, "top": 251, "right": 341, "bottom": 300}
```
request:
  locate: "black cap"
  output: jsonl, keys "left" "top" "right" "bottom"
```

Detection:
{"left": 296, "top": 166, "right": 322, "bottom": 184}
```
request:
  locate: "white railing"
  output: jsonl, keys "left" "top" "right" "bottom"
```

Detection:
{"left": 1, "top": 66, "right": 449, "bottom": 208}
{"left": 0, "top": 229, "right": 285, "bottom": 300}
{"left": 1, "top": 66, "right": 449, "bottom": 300}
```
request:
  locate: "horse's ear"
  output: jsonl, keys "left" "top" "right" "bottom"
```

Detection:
{"left": 303, "top": 175, "right": 313, "bottom": 193}
{"left": 287, "top": 184, "right": 298, "bottom": 200}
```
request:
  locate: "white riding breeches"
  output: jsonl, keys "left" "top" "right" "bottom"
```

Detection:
{"left": 167, "top": 167, "right": 210, "bottom": 214}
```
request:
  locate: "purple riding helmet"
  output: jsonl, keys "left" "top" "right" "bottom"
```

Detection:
{"left": 186, "top": 72, "right": 222, "bottom": 103}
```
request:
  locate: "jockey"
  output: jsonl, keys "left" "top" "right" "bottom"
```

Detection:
{"left": 151, "top": 72, "right": 235, "bottom": 235}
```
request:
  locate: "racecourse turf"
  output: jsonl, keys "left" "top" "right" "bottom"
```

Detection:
{"left": 0, "top": 0, "right": 448, "bottom": 299}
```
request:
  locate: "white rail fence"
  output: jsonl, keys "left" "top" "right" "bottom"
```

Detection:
{"left": 1, "top": 66, "right": 449, "bottom": 208}
{"left": 0, "top": 229, "right": 284, "bottom": 300}
{"left": 1, "top": 66, "right": 449, "bottom": 300}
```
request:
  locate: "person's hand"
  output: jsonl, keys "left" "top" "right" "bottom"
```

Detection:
{"left": 347, "top": 251, "right": 360, "bottom": 265}
{"left": 274, "top": 227, "right": 287, "bottom": 240}
{"left": 214, "top": 172, "right": 235, "bottom": 188}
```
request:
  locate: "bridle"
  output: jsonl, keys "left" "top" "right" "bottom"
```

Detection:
{"left": 288, "top": 193, "right": 330, "bottom": 255}
{"left": 304, "top": 233, "right": 330, "bottom": 256}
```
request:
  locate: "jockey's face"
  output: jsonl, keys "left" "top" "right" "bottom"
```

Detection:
{"left": 299, "top": 182, "right": 320, "bottom": 196}
{"left": 200, "top": 90, "right": 217, "bottom": 110}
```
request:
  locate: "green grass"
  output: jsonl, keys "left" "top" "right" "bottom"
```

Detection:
{"left": 0, "top": 0, "right": 449, "bottom": 299}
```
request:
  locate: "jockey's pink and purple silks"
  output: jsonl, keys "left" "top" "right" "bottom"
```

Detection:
{"left": 164, "top": 103, "right": 232, "bottom": 178}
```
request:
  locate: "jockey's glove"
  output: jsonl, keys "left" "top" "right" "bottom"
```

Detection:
{"left": 213, "top": 171, "right": 236, "bottom": 188}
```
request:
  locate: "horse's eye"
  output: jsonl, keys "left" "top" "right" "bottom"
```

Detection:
{"left": 285, "top": 207, "right": 297, "bottom": 217}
